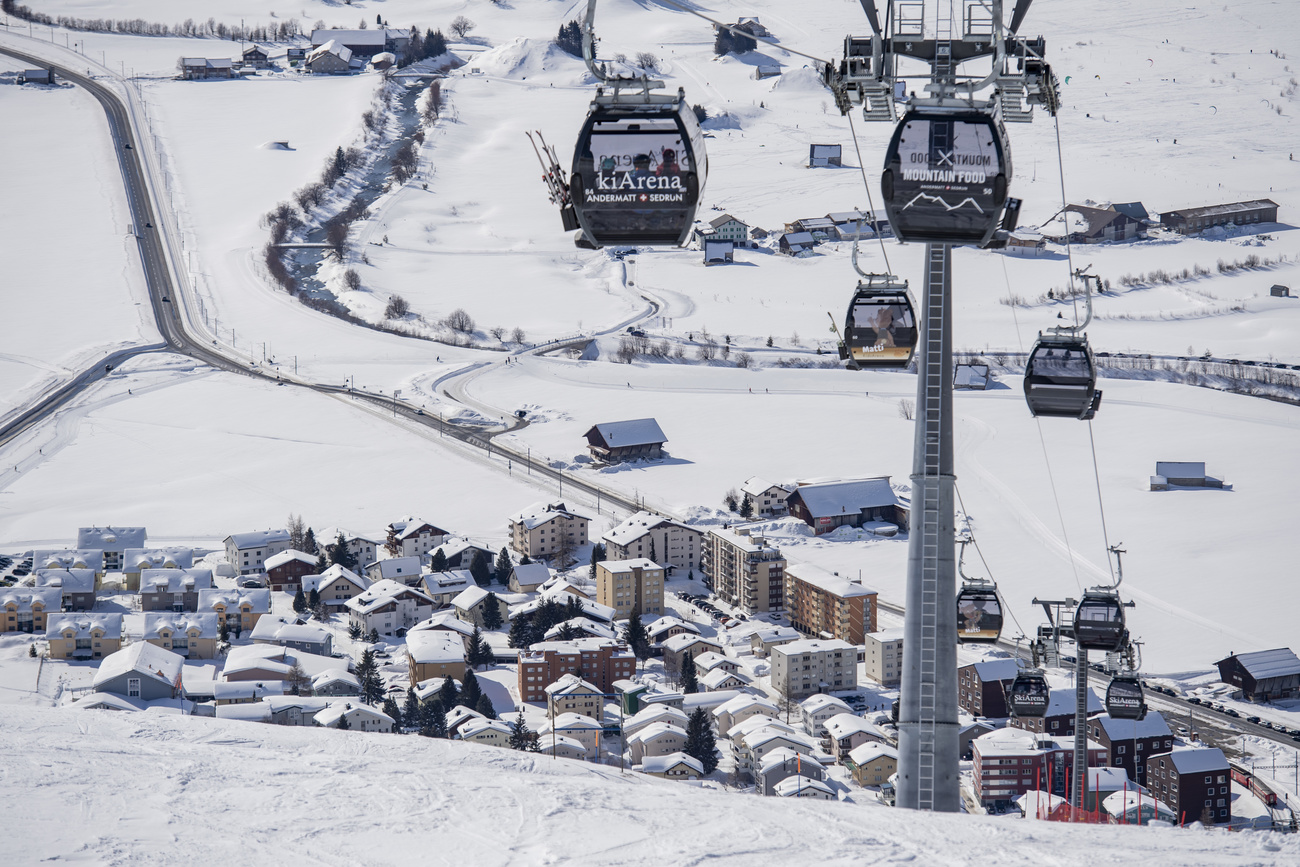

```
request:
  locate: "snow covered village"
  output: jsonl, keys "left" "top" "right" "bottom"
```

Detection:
{"left": 2, "top": 0, "right": 1300, "bottom": 864}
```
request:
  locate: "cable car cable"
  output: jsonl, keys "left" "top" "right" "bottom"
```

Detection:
{"left": 1087, "top": 420, "right": 1117, "bottom": 583}
{"left": 846, "top": 112, "right": 892, "bottom": 273}
{"left": 953, "top": 482, "right": 1028, "bottom": 641}
{"left": 1051, "top": 113, "right": 1082, "bottom": 327}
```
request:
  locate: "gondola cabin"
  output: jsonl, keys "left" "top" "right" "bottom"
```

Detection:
{"left": 880, "top": 109, "right": 1011, "bottom": 246}
{"left": 1073, "top": 590, "right": 1127, "bottom": 653}
{"left": 843, "top": 279, "right": 916, "bottom": 368}
{"left": 1024, "top": 334, "right": 1102, "bottom": 420}
{"left": 1007, "top": 671, "right": 1050, "bottom": 718}
{"left": 570, "top": 89, "right": 706, "bottom": 247}
{"left": 1105, "top": 674, "right": 1147, "bottom": 720}
{"left": 956, "top": 585, "right": 1003, "bottom": 643}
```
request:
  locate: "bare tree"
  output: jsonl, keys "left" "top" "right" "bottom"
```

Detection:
{"left": 635, "top": 51, "right": 658, "bottom": 70}
{"left": 444, "top": 308, "right": 475, "bottom": 333}
{"left": 898, "top": 398, "right": 915, "bottom": 420}
{"left": 390, "top": 140, "right": 418, "bottom": 184}
{"left": 421, "top": 81, "right": 443, "bottom": 124}
{"left": 735, "top": 352, "right": 754, "bottom": 368}
{"left": 326, "top": 221, "right": 349, "bottom": 259}
{"left": 696, "top": 339, "right": 717, "bottom": 361}
{"left": 511, "top": 327, "right": 526, "bottom": 344}
{"left": 385, "top": 295, "right": 410, "bottom": 319}
{"left": 616, "top": 337, "right": 637, "bottom": 364}
{"left": 342, "top": 268, "right": 362, "bottom": 292}
{"left": 449, "top": 16, "right": 475, "bottom": 38}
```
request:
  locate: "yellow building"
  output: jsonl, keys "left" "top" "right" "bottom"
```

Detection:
{"left": 2, "top": 588, "right": 61, "bottom": 634}
{"left": 46, "top": 613, "right": 123, "bottom": 660}
{"left": 596, "top": 558, "right": 665, "bottom": 619}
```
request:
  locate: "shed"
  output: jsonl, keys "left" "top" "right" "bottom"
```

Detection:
{"left": 1215, "top": 648, "right": 1300, "bottom": 702}
{"left": 583, "top": 418, "right": 667, "bottom": 462}
{"left": 1151, "top": 461, "right": 1223, "bottom": 490}
{"left": 786, "top": 477, "right": 908, "bottom": 535}
{"left": 778, "top": 231, "right": 815, "bottom": 256}
{"left": 954, "top": 363, "right": 990, "bottom": 390}
{"left": 1271, "top": 284, "right": 1291, "bottom": 298}
{"left": 753, "top": 65, "right": 781, "bottom": 80}
{"left": 809, "top": 144, "right": 842, "bottom": 168}
{"left": 703, "top": 239, "right": 734, "bottom": 265}
{"left": 1160, "top": 199, "right": 1279, "bottom": 234}
{"left": 20, "top": 68, "right": 53, "bottom": 84}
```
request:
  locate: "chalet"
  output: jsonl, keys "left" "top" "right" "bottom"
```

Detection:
{"left": 315, "top": 703, "right": 394, "bottom": 733}
{"left": 701, "top": 669, "right": 750, "bottom": 691}
{"left": 625, "top": 705, "right": 689, "bottom": 738}
{"left": 385, "top": 517, "right": 451, "bottom": 558}
{"left": 1215, "top": 647, "right": 1300, "bottom": 702}
{"left": 301, "top": 565, "right": 370, "bottom": 609}
{"left": 757, "top": 747, "right": 827, "bottom": 795}
{"left": 1003, "top": 231, "right": 1047, "bottom": 256}
{"left": 347, "top": 580, "right": 434, "bottom": 637}
{"left": 1054, "top": 204, "right": 1145, "bottom": 244}
{"left": 735, "top": 16, "right": 770, "bottom": 37}
{"left": 958, "top": 657, "right": 1021, "bottom": 718}
{"left": 507, "top": 562, "right": 551, "bottom": 593}
{"left": 77, "top": 526, "right": 146, "bottom": 572}
{"left": 823, "top": 712, "right": 889, "bottom": 762}
{"left": 241, "top": 44, "right": 271, "bottom": 68}
{"left": 458, "top": 717, "right": 511, "bottom": 746}
{"left": 407, "top": 629, "right": 467, "bottom": 683}
{"left": 224, "top": 530, "right": 291, "bottom": 575}
{"left": 808, "top": 144, "right": 842, "bottom": 167}
{"left": 312, "top": 669, "right": 360, "bottom": 697}
{"left": 847, "top": 742, "right": 898, "bottom": 787}
{"left": 33, "top": 568, "right": 96, "bottom": 611}
{"left": 421, "top": 569, "right": 476, "bottom": 607}
{"left": 790, "top": 217, "right": 837, "bottom": 239}
{"left": 250, "top": 616, "right": 333, "bottom": 657}
{"left": 305, "top": 41, "right": 354, "bottom": 75}
{"left": 121, "top": 547, "right": 193, "bottom": 590}
{"left": 753, "top": 65, "right": 781, "bottom": 80}
{"left": 1145, "top": 747, "right": 1231, "bottom": 825}
{"left": 660, "top": 634, "right": 723, "bottom": 676}
{"left": 628, "top": 721, "right": 688, "bottom": 763}
{"left": 827, "top": 209, "right": 888, "bottom": 240}
{"left": 46, "top": 613, "right": 122, "bottom": 660}
{"left": 451, "top": 585, "right": 506, "bottom": 628}
{"left": 773, "top": 776, "right": 835, "bottom": 799}
{"left": 639, "top": 752, "right": 704, "bottom": 780}
{"left": 646, "top": 616, "right": 701, "bottom": 645}
{"left": 318, "top": 528, "right": 379, "bottom": 569}
{"left": 543, "top": 617, "right": 615, "bottom": 642}
{"left": 93, "top": 642, "right": 185, "bottom": 701}
{"left": 1087, "top": 712, "right": 1174, "bottom": 786}
{"left": 508, "top": 502, "right": 591, "bottom": 560}
{"left": 427, "top": 538, "right": 492, "bottom": 570}
{"left": 179, "top": 57, "right": 234, "bottom": 80}
{"left": 696, "top": 213, "right": 750, "bottom": 247}
{"left": 265, "top": 549, "right": 318, "bottom": 592}
{"left": 410, "top": 611, "right": 475, "bottom": 643}
{"left": 749, "top": 625, "right": 800, "bottom": 658}
{"left": 583, "top": 418, "right": 667, "bottom": 462}
{"left": 222, "top": 644, "right": 338, "bottom": 683}
{"left": 546, "top": 674, "right": 606, "bottom": 721}
{"left": 1160, "top": 199, "right": 1278, "bottom": 235}
{"left": 139, "top": 568, "right": 213, "bottom": 612}
{"left": 740, "top": 477, "right": 792, "bottom": 517}
{"left": 365, "top": 555, "right": 423, "bottom": 585}
{"left": 778, "top": 231, "right": 815, "bottom": 256}
{"left": 309, "top": 27, "right": 410, "bottom": 61}
{"left": 786, "top": 477, "right": 908, "bottom": 535}
{"left": 800, "top": 694, "right": 853, "bottom": 737}
{"left": 1151, "top": 461, "right": 1224, "bottom": 490}
{"left": 713, "top": 694, "right": 778, "bottom": 733}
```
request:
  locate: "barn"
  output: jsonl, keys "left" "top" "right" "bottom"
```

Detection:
{"left": 1215, "top": 648, "right": 1300, "bottom": 702}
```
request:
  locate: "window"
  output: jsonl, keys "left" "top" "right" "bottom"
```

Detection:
{"left": 128, "top": 677, "right": 141, "bottom": 697}
{"left": 1118, "top": 745, "right": 1126, "bottom": 754}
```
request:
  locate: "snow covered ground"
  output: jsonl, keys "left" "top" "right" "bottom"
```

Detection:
{"left": 3, "top": 700, "right": 1297, "bottom": 866}
{"left": 0, "top": 55, "right": 155, "bottom": 425}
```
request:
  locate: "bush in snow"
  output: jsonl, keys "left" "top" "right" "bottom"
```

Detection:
{"left": 445, "top": 308, "right": 475, "bottom": 333}
{"left": 385, "top": 295, "right": 410, "bottom": 319}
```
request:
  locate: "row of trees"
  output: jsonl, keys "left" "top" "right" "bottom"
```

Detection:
{"left": 0, "top": 1, "right": 301, "bottom": 41}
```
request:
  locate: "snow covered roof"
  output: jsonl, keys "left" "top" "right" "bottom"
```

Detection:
{"left": 47, "top": 613, "right": 122, "bottom": 639}
{"left": 510, "top": 501, "right": 589, "bottom": 531}
{"left": 509, "top": 562, "right": 551, "bottom": 588}
{"left": 542, "top": 734, "right": 587, "bottom": 755}
{"left": 728, "top": 715, "right": 797, "bottom": 741}
{"left": 741, "top": 476, "right": 789, "bottom": 498}
{"left": 348, "top": 580, "right": 432, "bottom": 614}
{"left": 784, "top": 562, "right": 875, "bottom": 599}
{"left": 760, "top": 746, "right": 825, "bottom": 776}
{"left": 140, "top": 568, "right": 213, "bottom": 593}
{"left": 310, "top": 28, "right": 388, "bottom": 48}
{"left": 603, "top": 511, "right": 693, "bottom": 546}
{"left": 302, "top": 565, "right": 369, "bottom": 594}
{"left": 511, "top": 591, "right": 615, "bottom": 624}
{"left": 773, "top": 776, "right": 833, "bottom": 798}
{"left": 600, "top": 558, "right": 661, "bottom": 574}
{"left": 458, "top": 718, "right": 512, "bottom": 739}
{"left": 781, "top": 231, "right": 815, "bottom": 245}
{"left": 868, "top": 628, "right": 905, "bottom": 643}
{"left": 744, "top": 727, "right": 817, "bottom": 752}
{"left": 94, "top": 642, "right": 184, "bottom": 690}
{"left": 788, "top": 477, "right": 900, "bottom": 518}
{"left": 265, "top": 549, "right": 317, "bottom": 571}
{"left": 215, "top": 702, "right": 273, "bottom": 722}
{"left": 312, "top": 668, "right": 359, "bottom": 689}
{"left": 848, "top": 741, "right": 898, "bottom": 766}
{"left": 369, "top": 556, "right": 422, "bottom": 580}
{"left": 390, "top": 518, "right": 447, "bottom": 541}
{"left": 628, "top": 721, "right": 687, "bottom": 744}
{"left": 143, "top": 613, "right": 218, "bottom": 639}
{"left": 544, "top": 673, "right": 602, "bottom": 697}
{"left": 318, "top": 527, "right": 377, "bottom": 546}
{"left": 713, "top": 694, "right": 778, "bottom": 718}
{"left": 0, "top": 587, "right": 61, "bottom": 609}
{"left": 773, "top": 637, "right": 856, "bottom": 657}
{"left": 700, "top": 669, "right": 750, "bottom": 689}
{"left": 123, "top": 548, "right": 193, "bottom": 571}
{"left": 452, "top": 585, "right": 493, "bottom": 611}
{"left": 69, "top": 692, "right": 141, "bottom": 712}
{"left": 411, "top": 612, "right": 476, "bottom": 638}
{"left": 1166, "top": 747, "right": 1229, "bottom": 775}
{"left": 824, "top": 713, "right": 882, "bottom": 741}
{"left": 642, "top": 752, "right": 704, "bottom": 775}
{"left": 1221, "top": 647, "right": 1300, "bottom": 680}
{"left": 692, "top": 651, "right": 733, "bottom": 672}
{"left": 307, "top": 40, "right": 353, "bottom": 64}
{"left": 1084, "top": 767, "right": 1143, "bottom": 793}
{"left": 1102, "top": 790, "right": 1176, "bottom": 820}
{"left": 1044, "top": 687, "right": 1103, "bottom": 717}
{"left": 223, "top": 644, "right": 339, "bottom": 679}
{"left": 543, "top": 617, "right": 616, "bottom": 642}
{"left": 34, "top": 568, "right": 95, "bottom": 592}
{"left": 662, "top": 633, "right": 722, "bottom": 654}
{"left": 212, "top": 680, "right": 285, "bottom": 700}
{"left": 647, "top": 616, "right": 700, "bottom": 640}
{"left": 585, "top": 418, "right": 667, "bottom": 449}
{"left": 406, "top": 630, "right": 466, "bottom": 665}
{"left": 32, "top": 550, "right": 104, "bottom": 572}
{"left": 77, "top": 526, "right": 146, "bottom": 551}
{"left": 967, "top": 658, "right": 1022, "bottom": 682}
{"left": 627, "top": 704, "right": 689, "bottom": 731}
{"left": 315, "top": 703, "right": 392, "bottom": 728}
{"left": 199, "top": 588, "right": 271, "bottom": 613}
{"left": 226, "top": 529, "right": 290, "bottom": 550}
{"left": 1095, "top": 711, "right": 1172, "bottom": 740}
{"left": 542, "top": 712, "right": 605, "bottom": 732}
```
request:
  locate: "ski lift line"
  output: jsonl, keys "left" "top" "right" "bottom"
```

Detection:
{"left": 953, "top": 481, "right": 1029, "bottom": 641}
{"left": 1034, "top": 414, "right": 1083, "bottom": 592}
{"left": 846, "top": 111, "right": 893, "bottom": 273}
{"left": 1052, "top": 112, "right": 1082, "bottom": 327}
{"left": 1087, "top": 419, "right": 1117, "bottom": 584}
{"left": 653, "top": 0, "right": 834, "bottom": 67}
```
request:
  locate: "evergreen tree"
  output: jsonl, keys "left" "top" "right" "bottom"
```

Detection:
{"left": 429, "top": 548, "right": 448, "bottom": 572}
{"left": 313, "top": 602, "right": 330, "bottom": 623}
{"left": 724, "top": 493, "right": 738, "bottom": 512}
{"left": 336, "top": 711, "right": 351, "bottom": 730}
{"left": 437, "top": 676, "right": 459, "bottom": 710}
{"left": 383, "top": 696, "right": 402, "bottom": 729}
{"left": 739, "top": 496, "right": 754, "bottom": 519}
{"left": 564, "top": 596, "right": 584, "bottom": 623}
{"left": 332, "top": 146, "right": 347, "bottom": 182}
{"left": 292, "top": 589, "right": 307, "bottom": 614}
{"left": 683, "top": 707, "right": 719, "bottom": 773}
{"left": 368, "top": 627, "right": 380, "bottom": 643}
{"left": 508, "top": 615, "right": 531, "bottom": 649}
{"left": 520, "top": 554, "right": 532, "bottom": 565}
{"left": 315, "top": 550, "right": 329, "bottom": 572}
{"left": 494, "top": 547, "right": 512, "bottom": 584}
{"left": 556, "top": 622, "right": 577, "bottom": 642}
{"left": 356, "top": 648, "right": 384, "bottom": 705}
{"left": 426, "top": 700, "right": 448, "bottom": 738}
{"left": 481, "top": 593, "right": 504, "bottom": 631}
{"left": 303, "top": 528, "right": 318, "bottom": 555}
{"left": 424, "top": 28, "right": 447, "bottom": 59}
{"left": 589, "top": 543, "right": 606, "bottom": 580}
{"left": 348, "top": 622, "right": 362, "bottom": 641}
{"left": 680, "top": 651, "right": 700, "bottom": 694}
{"left": 555, "top": 19, "right": 584, "bottom": 58}
{"left": 466, "top": 627, "right": 493, "bottom": 669}
{"left": 218, "top": 618, "right": 230, "bottom": 643}
{"left": 330, "top": 532, "right": 358, "bottom": 570}
{"left": 476, "top": 693, "right": 497, "bottom": 720}
{"left": 508, "top": 712, "right": 536, "bottom": 750}
{"left": 469, "top": 549, "right": 491, "bottom": 587}
{"left": 648, "top": 535, "right": 657, "bottom": 564}
{"left": 307, "top": 587, "right": 321, "bottom": 609}
{"left": 403, "top": 688, "right": 421, "bottom": 732}
{"left": 624, "top": 613, "right": 650, "bottom": 668}
{"left": 459, "top": 668, "right": 482, "bottom": 709}
{"left": 286, "top": 660, "right": 311, "bottom": 695}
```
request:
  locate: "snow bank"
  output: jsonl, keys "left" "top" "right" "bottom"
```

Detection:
{"left": 474, "top": 37, "right": 590, "bottom": 85}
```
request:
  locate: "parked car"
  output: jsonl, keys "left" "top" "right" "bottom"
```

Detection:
{"left": 1247, "top": 716, "right": 1261, "bottom": 724}
{"left": 1187, "top": 698, "right": 1202, "bottom": 705}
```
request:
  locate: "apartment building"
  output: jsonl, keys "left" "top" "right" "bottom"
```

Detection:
{"left": 602, "top": 511, "right": 703, "bottom": 572}
{"left": 972, "top": 727, "right": 1107, "bottom": 808}
{"left": 508, "top": 502, "right": 590, "bottom": 561}
{"left": 1144, "top": 747, "right": 1232, "bottom": 825}
{"left": 702, "top": 527, "right": 785, "bottom": 614}
{"left": 783, "top": 562, "right": 878, "bottom": 645}
{"left": 862, "top": 629, "right": 904, "bottom": 686}
{"left": 770, "top": 638, "right": 856, "bottom": 700}
{"left": 596, "top": 558, "right": 665, "bottom": 619}
{"left": 517, "top": 637, "right": 635, "bottom": 704}
{"left": 957, "top": 657, "right": 1021, "bottom": 718}
{"left": 1089, "top": 712, "right": 1174, "bottom": 787}
{"left": 223, "top": 530, "right": 291, "bottom": 575}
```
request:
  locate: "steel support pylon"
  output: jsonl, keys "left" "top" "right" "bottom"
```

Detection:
{"left": 1073, "top": 649, "right": 1090, "bottom": 810}
{"left": 897, "top": 242, "right": 960, "bottom": 812}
